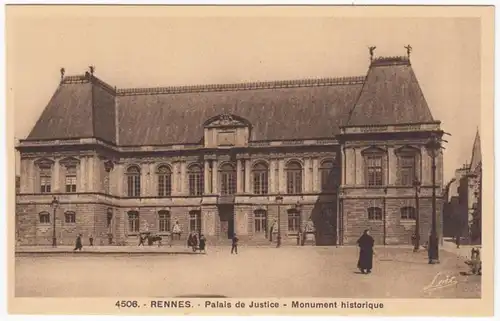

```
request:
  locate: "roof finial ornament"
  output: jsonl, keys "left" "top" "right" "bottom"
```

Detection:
{"left": 89, "top": 65, "right": 95, "bottom": 76}
{"left": 60, "top": 67, "right": 65, "bottom": 83}
{"left": 368, "top": 46, "right": 376, "bottom": 62}
{"left": 404, "top": 44, "right": 412, "bottom": 59}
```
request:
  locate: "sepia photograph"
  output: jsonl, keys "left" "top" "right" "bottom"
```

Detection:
{"left": 5, "top": 4, "right": 494, "bottom": 316}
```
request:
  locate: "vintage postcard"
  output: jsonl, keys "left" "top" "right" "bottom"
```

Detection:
{"left": 5, "top": 4, "right": 494, "bottom": 317}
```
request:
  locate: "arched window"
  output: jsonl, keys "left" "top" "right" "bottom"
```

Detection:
{"left": 367, "top": 207, "right": 383, "bottom": 221}
{"left": 220, "top": 163, "right": 237, "bottom": 195}
{"left": 128, "top": 211, "right": 139, "bottom": 232}
{"left": 126, "top": 166, "right": 141, "bottom": 197}
{"left": 189, "top": 210, "right": 202, "bottom": 233}
{"left": 157, "top": 165, "right": 172, "bottom": 197}
{"left": 286, "top": 161, "right": 302, "bottom": 194}
{"left": 254, "top": 209, "right": 267, "bottom": 234}
{"left": 320, "top": 160, "right": 336, "bottom": 192}
{"left": 252, "top": 162, "right": 268, "bottom": 195}
{"left": 287, "top": 209, "right": 301, "bottom": 232}
{"left": 65, "top": 165, "right": 77, "bottom": 193}
{"left": 64, "top": 211, "right": 76, "bottom": 223}
{"left": 188, "top": 164, "right": 204, "bottom": 196}
{"left": 39, "top": 165, "right": 52, "bottom": 193}
{"left": 158, "top": 210, "right": 171, "bottom": 232}
{"left": 39, "top": 211, "right": 50, "bottom": 224}
{"left": 401, "top": 206, "right": 416, "bottom": 220}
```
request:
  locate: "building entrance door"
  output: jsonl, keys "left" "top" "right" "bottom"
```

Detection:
{"left": 218, "top": 205, "right": 234, "bottom": 239}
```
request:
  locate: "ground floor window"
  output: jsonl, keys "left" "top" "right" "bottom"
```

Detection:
{"left": 288, "top": 210, "right": 300, "bottom": 232}
{"left": 367, "top": 207, "right": 382, "bottom": 221}
{"left": 158, "top": 211, "right": 171, "bottom": 232}
{"left": 400, "top": 206, "right": 416, "bottom": 220}
{"left": 254, "top": 210, "right": 267, "bottom": 234}
{"left": 128, "top": 211, "right": 139, "bottom": 232}
{"left": 39, "top": 212, "right": 50, "bottom": 224}
{"left": 64, "top": 211, "right": 76, "bottom": 223}
{"left": 189, "top": 211, "right": 202, "bottom": 233}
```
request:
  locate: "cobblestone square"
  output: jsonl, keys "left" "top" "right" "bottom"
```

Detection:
{"left": 15, "top": 246, "right": 481, "bottom": 298}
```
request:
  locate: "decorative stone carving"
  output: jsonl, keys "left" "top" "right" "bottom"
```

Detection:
{"left": 205, "top": 113, "right": 249, "bottom": 128}
{"left": 34, "top": 157, "right": 54, "bottom": 167}
{"left": 304, "top": 219, "right": 316, "bottom": 233}
{"left": 59, "top": 157, "right": 80, "bottom": 168}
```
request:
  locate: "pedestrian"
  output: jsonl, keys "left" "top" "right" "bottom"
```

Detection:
{"left": 456, "top": 234, "right": 461, "bottom": 249}
{"left": 199, "top": 234, "right": 207, "bottom": 253}
{"left": 73, "top": 234, "right": 83, "bottom": 251}
{"left": 187, "top": 232, "right": 193, "bottom": 248}
{"left": 138, "top": 234, "right": 145, "bottom": 246}
{"left": 356, "top": 229, "right": 374, "bottom": 274}
{"left": 231, "top": 233, "right": 239, "bottom": 254}
{"left": 192, "top": 233, "right": 199, "bottom": 252}
{"left": 89, "top": 234, "right": 94, "bottom": 247}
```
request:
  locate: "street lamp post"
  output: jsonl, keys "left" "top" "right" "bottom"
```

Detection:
{"left": 51, "top": 197, "right": 59, "bottom": 247}
{"left": 276, "top": 195, "right": 283, "bottom": 248}
{"left": 426, "top": 133, "right": 444, "bottom": 264}
{"left": 413, "top": 178, "right": 421, "bottom": 252}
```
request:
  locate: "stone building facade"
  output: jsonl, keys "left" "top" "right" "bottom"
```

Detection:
{"left": 15, "top": 56, "right": 444, "bottom": 246}
{"left": 443, "top": 130, "right": 481, "bottom": 243}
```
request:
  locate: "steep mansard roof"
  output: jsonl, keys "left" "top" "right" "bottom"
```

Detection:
{"left": 26, "top": 57, "right": 437, "bottom": 146}
{"left": 470, "top": 129, "right": 482, "bottom": 172}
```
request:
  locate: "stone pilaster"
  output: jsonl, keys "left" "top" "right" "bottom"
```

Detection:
{"left": 204, "top": 161, "right": 211, "bottom": 194}
{"left": 180, "top": 161, "right": 187, "bottom": 195}
{"left": 236, "top": 159, "right": 243, "bottom": 194}
{"left": 269, "top": 159, "right": 276, "bottom": 194}
{"left": 212, "top": 159, "right": 219, "bottom": 194}
{"left": 278, "top": 159, "right": 285, "bottom": 193}
{"left": 312, "top": 158, "right": 320, "bottom": 192}
{"left": 88, "top": 156, "right": 95, "bottom": 192}
{"left": 244, "top": 159, "right": 251, "bottom": 193}
{"left": 52, "top": 159, "right": 60, "bottom": 192}
{"left": 79, "top": 157, "right": 87, "bottom": 192}
{"left": 388, "top": 146, "right": 395, "bottom": 185}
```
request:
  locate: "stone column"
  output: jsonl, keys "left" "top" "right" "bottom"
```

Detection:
{"left": 180, "top": 161, "right": 187, "bottom": 195}
{"left": 278, "top": 159, "right": 285, "bottom": 193}
{"left": 115, "top": 164, "right": 124, "bottom": 197}
{"left": 149, "top": 163, "right": 156, "bottom": 196}
{"left": 269, "top": 159, "right": 276, "bottom": 194}
{"left": 53, "top": 159, "right": 61, "bottom": 193}
{"left": 212, "top": 159, "right": 219, "bottom": 194}
{"left": 312, "top": 158, "right": 319, "bottom": 192}
{"left": 204, "top": 160, "right": 211, "bottom": 194}
{"left": 79, "top": 157, "right": 87, "bottom": 192}
{"left": 387, "top": 147, "right": 395, "bottom": 185}
{"left": 236, "top": 159, "right": 243, "bottom": 194}
{"left": 27, "top": 160, "right": 35, "bottom": 193}
{"left": 244, "top": 159, "right": 251, "bottom": 193}
{"left": 354, "top": 148, "right": 363, "bottom": 186}
{"left": 87, "top": 156, "right": 95, "bottom": 192}
{"left": 340, "top": 148, "right": 346, "bottom": 186}
{"left": 20, "top": 159, "right": 28, "bottom": 193}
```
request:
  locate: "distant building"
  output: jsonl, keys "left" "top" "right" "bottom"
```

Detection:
{"left": 16, "top": 56, "right": 445, "bottom": 246}
{"left": 442, "top": 130, "right": 481, "bottom": 243}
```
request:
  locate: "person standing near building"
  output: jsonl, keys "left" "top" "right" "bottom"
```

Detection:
{"left": 356, "top": 229, "right": 374, "bottom": 274}
{"left": 199, "top": 234, "right": 207, "bottom": 253}
{"left": 231, "top": 233, "right": 239, "bottom": 254}
{"left": 74, "top": 234, "right": 83, "bottom": 251}
{"left": 172, "top": 221, "right": 182, "bottom": 240}
{"left": 89, "top": 234, "right": 94, "bottom": 247}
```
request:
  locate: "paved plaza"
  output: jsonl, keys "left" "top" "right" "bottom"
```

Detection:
{"left": 15, "top": 246, "right": 481, "bottom": 298}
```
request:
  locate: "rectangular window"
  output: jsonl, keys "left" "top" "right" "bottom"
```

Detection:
{"left": 286, "top": 171, "right": 302, "bottom": 194}
{"left": 128, "top": 212, "right": 139, "bottom": 232}
{"left": 253, "top": 171, "right": 268, "bottom": 195}
{"left": 189, "top": 211, "right": 202, "bottom": 233}
{"left": 158, "top": 212, "right": 171, "bottom": 232}
{"left": 65, "top": 166, "right": 77, "bottom": 193}
{"left": 400, "top": 156, "right": 416, "bottom": 186}
{"left": 366, "top": 156, "right": 383, "bottom": 186}
{"left": 288, "top": 211, "right": 300, "bottom": 232}
{"left": 39, "top": 213, "right": 50, "bottom": 224}
{"left": 40, "top": 168, "right": 52, "bottom": 193}
{"left": 65, "top": 212, "right": 76, "bottom": 223}
{"left": 127, "top": 175, "right": 141, "bottom": 197}
{"left": 189, "top": 173, "right": 204, "bottom": 196}
{"left": 368, "top": 207, "right": 383, "bottom": 220}
{"left": 254, "top": 210, "right": 267, "bottom": 233}
{"left": 158, "top": 174, "right": 172, "bottom": 196}
{"left": 221, "top": 172, "right": 236, "bottom": 195}
{"left": 401, "top": 207, "right": 416, "bottom": 220}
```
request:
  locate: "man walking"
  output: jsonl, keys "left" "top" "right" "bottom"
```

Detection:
{"left": 73, "top": 234, "right": 83, "bottom": 251}
{"left": 231, "top": 233, "right": 239, "bottom": 254}
{"left": 89, "top": 234, "right": 94, "bottom": 247}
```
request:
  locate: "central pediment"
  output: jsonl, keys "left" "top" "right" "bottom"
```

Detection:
{"left": 204, "top": 113, "right": 251, "bottom": 129}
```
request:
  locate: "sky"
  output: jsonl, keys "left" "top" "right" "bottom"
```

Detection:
{"left": 6, "top": 7, "right": 483, "bottom": 182}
